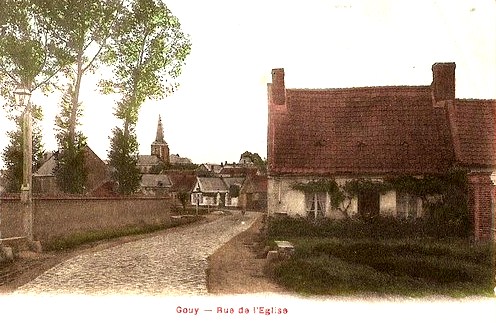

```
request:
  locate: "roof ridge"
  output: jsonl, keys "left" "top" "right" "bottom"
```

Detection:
{"left": 287, "top": 85, "right": 430, "bottom": 92}
{"left": 456, "top": 98, "right": 496, "bottom": 103}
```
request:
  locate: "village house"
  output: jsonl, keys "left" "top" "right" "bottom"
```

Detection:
{"left": 191, "top": 176, "right": 245, "bottom": 207}
{"left": 239, "top": 174, "right": 268, "bottom": 211}
{"left": 33, "top": 146, "right": 112, "bottom": 195}
{"left": 166, "top": 170, "right": 197, "bottom": 201}
{"left": 139, "top": 174, "right": 172, "bottom": 196}
{"left": 267, "top": 63, "right": 495, "bottom": 241}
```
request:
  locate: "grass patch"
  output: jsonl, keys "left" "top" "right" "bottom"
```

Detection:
{"left": 268, "top": 238, "right": 494, "bottom": 297}
{"left": 265, "top": 217, "right": 495, "bottom": 297}
{"left": 44, "top": 216, "right": 201, "bottom": 251}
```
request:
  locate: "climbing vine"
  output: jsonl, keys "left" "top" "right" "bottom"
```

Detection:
{"left": 292, "top": 169, "right": 469, "bottom": 224}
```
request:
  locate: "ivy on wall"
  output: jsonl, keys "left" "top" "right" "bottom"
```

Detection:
{"left": 291, "top": 169, "right": 469, "bottom": 226}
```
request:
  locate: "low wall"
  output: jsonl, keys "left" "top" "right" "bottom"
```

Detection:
{"left": 0, "top": 195, "right": 172, "bottom": 246}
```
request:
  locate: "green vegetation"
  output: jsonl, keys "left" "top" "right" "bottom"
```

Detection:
{"left": 240, "top": 151, "right": 266, "bottom": 173}
{"left": 1, "top": 1, "right": 191, "bottom": 195}
{"left": 1, "top": 105, "right": 45, "bottom": 192}
{"left": 291, "top": 170, "right": 469, "bottom": 227}
{"left": 107, "top": 126, "right": 142, "bottom": 195}
{"left": 54, "top": 87, "right": 88, "bottom": 194}
{"left": 265, "top": 217, "right": 494, "bottom": 297}
{"left": 45, "top": 216, "right": 201, "bottom": 251}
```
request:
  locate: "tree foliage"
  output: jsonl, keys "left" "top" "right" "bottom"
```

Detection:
{"left": 0, "top": 0, "right": 71, "bottom": 94}
{"left": 0, "top": 0, "right": 69, "bottom": 189}
{"left": 104, "top": 0, "right": 191, "bottom": 195}
{"left": 100, "top": 0, "right": 191, "bottom": 110}
{"left": 240, "top": 151, "right": 267, "bottom": 172}
{"left": 1, "top": 106, "right": 44, "bottom": 192}
{"left": 53, "top": 86, "right": 87, "bottom": 193}
{"left": 34, "top": 0, "right": 122, "bottom": 143}
{"left": 107, "top": 126, "right": 141, "bottom": 195}
{"left": 176, "top": 191, "right": 189, "bottom": 211}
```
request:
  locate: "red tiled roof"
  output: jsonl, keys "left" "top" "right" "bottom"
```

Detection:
{"left": 240, "top": 175, "right": 267, "bottom": 194}
{"left": 450, "top": 99, "right": 496, "bottom": 168}
{"left": 268, "top": 86, "right": 455, "bottom": 175}
{"left": 219, "top": 166, "right": 258, "bottom": 176}
{"left": 167, "top": 172, "right": 197, "bottom": 192}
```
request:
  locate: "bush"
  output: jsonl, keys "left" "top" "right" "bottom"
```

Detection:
{"left": 267, "top": 212, "right": 471, "bottom": 240}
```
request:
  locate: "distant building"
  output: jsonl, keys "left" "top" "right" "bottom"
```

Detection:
{"left": 33, "top": 146, "right": 112, "bottom": 195}
{"left": 139, "top": 174, "right": 172, "bottom": 196}
{"left": 169, "top": 154, "right": 192, "bottom": 165}
{"left": 138, "top": 115, "right": 193, "bottom": 174}
{"left": 239, "top": 175, "right": 268, "bottom": 211}
{"left": 151, "top": 115, "right": 170, "bottom": 164}
{"left": 191, "top": 176, "right": 245, "bottom": 207}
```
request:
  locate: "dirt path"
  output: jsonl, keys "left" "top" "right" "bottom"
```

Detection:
{"left": 207, "top": 212, "right": 287, "bottom": 294}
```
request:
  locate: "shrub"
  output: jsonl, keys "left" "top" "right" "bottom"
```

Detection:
{"left": 267, "top": 212, "right": 471, "bottom": 240}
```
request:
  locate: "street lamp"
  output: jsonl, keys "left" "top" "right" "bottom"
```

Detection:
{"left": 13, "top": 86, "right": 32, "bottom": 107}
{"left": 13, "top": 85, "right": 33, "bottom": 241}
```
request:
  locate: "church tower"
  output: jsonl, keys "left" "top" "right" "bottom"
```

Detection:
{"left": 151, "top": 115, "right": 170, "bottom": 164}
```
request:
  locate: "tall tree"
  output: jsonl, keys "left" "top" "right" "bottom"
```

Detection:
{"left": 0, "top": 0, "right": 70, "bottom": 192}
{"left": 35, "top": 0, "right": 122, "bottom": 144}
{"left": 1, "top": 105, "right": 44, "bottom": 192}
{"left": 0, "top": 0, "right": 70, "bottom": 94}
{"left": 32, "top": 0, "right": 122, "bottom": 192}
{"left": 240, "top": 151, "right": 267, "bottom": 173}
{"left": 102, "top": 0, "right": 191, "bottom": 194}
{"left": 107, "top": 126, "right": 141, "bottom": 194}
{"left": 53, "top": 86, "right": 87, "bottom": 193}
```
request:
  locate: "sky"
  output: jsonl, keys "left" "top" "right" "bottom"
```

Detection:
{"left": 1, "top": 0, "right": 495, "bottom": 168}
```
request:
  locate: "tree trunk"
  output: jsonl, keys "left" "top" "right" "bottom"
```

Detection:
{"left": 69, "top": 50, "right": 84, "bottom": 144}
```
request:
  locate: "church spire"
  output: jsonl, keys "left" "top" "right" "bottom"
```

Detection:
{"left": 155, "top": 114, "right": 165, "bottom": 143}
{"left": 151, "top": 114, "right": 170, "bottom": 164}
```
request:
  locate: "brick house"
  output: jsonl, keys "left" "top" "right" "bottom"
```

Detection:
{"left": 267, "top": 63, "right": 495, "bottom": 241}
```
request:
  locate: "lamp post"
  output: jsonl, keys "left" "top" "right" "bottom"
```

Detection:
{"left": 13, "top": 85, "right": 33, "bottom": 241}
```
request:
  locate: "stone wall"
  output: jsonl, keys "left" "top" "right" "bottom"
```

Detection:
{"left": 0, "top": 195, "right": 172, "bottom": 245}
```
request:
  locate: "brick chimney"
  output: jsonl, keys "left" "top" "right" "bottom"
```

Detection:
{"left": 271, "top": 68, "right": 286, "bottom": 105}
{"left": 431, "top": 62, "right": 456, "bottom": 103}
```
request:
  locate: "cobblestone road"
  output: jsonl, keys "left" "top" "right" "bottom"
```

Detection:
{"left": 15, "top": 212, "right": 258, "bottom": 296}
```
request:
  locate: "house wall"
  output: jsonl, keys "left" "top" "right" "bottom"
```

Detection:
{"left": 190, "top": 193, "right": 227, "bottom": 206}
{"left": 268, "top": 176, "right": 424, "bottom": 219}
{"left": 239, "top": 192, "right": 267, "bottom": 211}
{"left": 268, "top": 177, "right": 360, "bottom": 219}
{"left": 468, "top": 172, "right": 495, "bottom": 241}
{"left": 84, "top": 148, "right": 110, "bottom": 192}
{"left": 225, "top": 196, "right": 239, "bottom": 207}
{"left": 33, "top": 176, "right": 61, "bottom": 195}
{"left": 0, "top": 196, "right": 172, "bottom": 246}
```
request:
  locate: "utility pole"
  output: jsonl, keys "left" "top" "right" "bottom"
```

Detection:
{"left": 14, "top": 86, "right": 33, "bottom": 241}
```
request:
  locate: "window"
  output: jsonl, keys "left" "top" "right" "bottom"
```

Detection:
{"left": 358, "top": 191, "right": 380, "bottom": 216}
{"left": 306, "top": 192, "right": 326, "bottom": 220}
{"left": 397, "top": 192, "right": 418, "bottom": 218}
{"left": 192, "top": 193, "right": 203, "bottom": 205}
